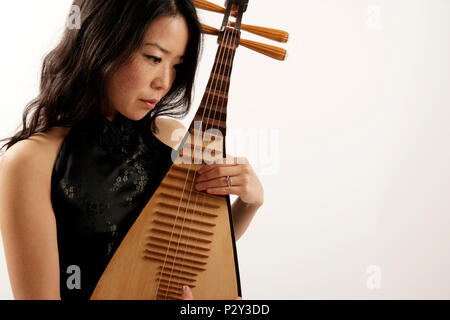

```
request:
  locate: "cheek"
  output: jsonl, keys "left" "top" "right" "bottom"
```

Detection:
{"left": 108, "top": 60, "right": 148, "bottom": 104}
{"left": 125, "top": 60, "right": 149, "bottom": 90}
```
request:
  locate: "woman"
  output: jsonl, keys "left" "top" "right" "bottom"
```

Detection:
{"left": 0, "top": 0, "right": 263, "bottom": 300}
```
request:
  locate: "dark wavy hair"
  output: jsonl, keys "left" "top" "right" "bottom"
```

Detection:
{"left": 0, "top": 0, "right": 202, "bottom": 154}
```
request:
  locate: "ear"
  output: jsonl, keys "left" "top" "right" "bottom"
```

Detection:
{"left": 154, "top": 117, "right": 187, "bottom": 150}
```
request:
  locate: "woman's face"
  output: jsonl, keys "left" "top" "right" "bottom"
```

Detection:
{"left": 103, "top": 14, "right": 189, "bottom": 122}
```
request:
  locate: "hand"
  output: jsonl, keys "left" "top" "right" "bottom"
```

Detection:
{"left": 181, "top": 286, "right": 242, "bottom": 300}
{"left": 195, "top": 155, "right": 264, "bottom": 207}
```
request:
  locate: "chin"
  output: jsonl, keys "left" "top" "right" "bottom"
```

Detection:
{"left": 127, "top": 111, "right": 151, "bottom": 122}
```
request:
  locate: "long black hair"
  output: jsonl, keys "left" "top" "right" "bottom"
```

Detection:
{"left": 0, "top": 0, "right": 202, "bottom": 153}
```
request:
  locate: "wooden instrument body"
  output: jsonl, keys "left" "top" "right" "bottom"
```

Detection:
{"left": 90, "top": 129, "right": 241, "bottom": 300}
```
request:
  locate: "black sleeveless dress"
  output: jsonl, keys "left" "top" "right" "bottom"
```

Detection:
{"left": 51, "top": 112, "right": 174, "bottom": 300}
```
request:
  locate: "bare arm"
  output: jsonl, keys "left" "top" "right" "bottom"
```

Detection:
{"left": 0, "top": 142, "right": 61, "bottom": 299}
{"left": 231, "top": 197, "right": 261, "bottom": 241}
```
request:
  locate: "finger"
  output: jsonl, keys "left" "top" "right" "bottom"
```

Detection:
{"left": 181, "top": 286, "right": 193, "bottom": 300}
{"left": 196, "top": 175, "right": 243, "bottom": 191}
{"left": 197, "top": 161, "right": 236, "bottom": 175}
{"left": 196, "top": 166, "right": 242, "bottom": 183}
{"left": 205, "top": 186, "right": 241, "bottom": 195}
{"left": 234, "top": 296, "right": 242, "bottom": 300}
{"left": 198, "top": 154, "right": 244, "bottom": 173}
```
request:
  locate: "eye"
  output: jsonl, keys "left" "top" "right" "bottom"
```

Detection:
{"left": 144, "top": 55, "right": 162, "bottom": 64}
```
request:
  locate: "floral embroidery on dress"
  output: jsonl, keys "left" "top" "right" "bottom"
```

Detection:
{"left": 106, "top": 221, "right": 118, "bottom": 257}
{"left": 60, "top": 179, "right": 75, "bottom": 199}
{"left": 76, "top": 191, "right": 110, "bottom": 219}
{"left": 109, "top": 169, "right": 130, "bottom": 192}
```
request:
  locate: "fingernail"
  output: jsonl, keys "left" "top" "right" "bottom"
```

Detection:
{"left": 183, "top": 285, "right": 189, "bottom": 292}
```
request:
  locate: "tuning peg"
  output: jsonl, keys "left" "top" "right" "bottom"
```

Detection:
{"left": 193, "top": 0, "right": 238, "bottom": 17}
{"left": 240, "top": 39, "right": 287, "bottom": 61}
{"left": 200, "top": 24, "right": 287, "bottom": 61}
{"left": 193, "top": 0, "right": 225, "bottom": 14}
{"left": 229, "top": 22, "right": 289, "bottom": 43}
{"left": 201, "top": 23, "right": 220, "bottom": 36}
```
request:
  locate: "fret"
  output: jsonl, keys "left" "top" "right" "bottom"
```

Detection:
{"left": 210, "top": 73, "right": 231, "bottom": 87}
{"left": 201, "top": 123, "right": 226, "bottom": 135}
{"left": 193, "top": 115, "right": 227, "bottom": 131}
{"left": 205, "top": 73, "right": 232, "bottom": 94}
{"left": 212, "top": 47, "right": 235, "bottom": 62}
{"left": 203, "top": 88, "right": 228, "bottom": 105}
{"left": 196, "top": 106, "right": 227, "bottom": 122}
{"left": 209, "top": 61, "right": 233, "bottom": 76}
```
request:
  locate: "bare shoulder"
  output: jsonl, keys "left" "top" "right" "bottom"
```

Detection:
{"left": 153, "top": 117, "right": 187, "bottom": 150}
{"left": 0, "top": 126, "right": 71, "bottom": 181}
{"left": 0, "top": 126, "right": 70, "bottom": 299}
{"left": 28, "top": 126, "right": 72, "bottom": 149}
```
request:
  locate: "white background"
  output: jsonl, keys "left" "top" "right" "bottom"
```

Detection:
{"left": 1, "top": 0, "right": 450, "bottom": 299}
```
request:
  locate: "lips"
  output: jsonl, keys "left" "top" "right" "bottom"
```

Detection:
{"left": 141, "top": 99, "right": 159, "bottom": 105}
{"left": 140, "top": 99, "right": 160, "bottom": 110}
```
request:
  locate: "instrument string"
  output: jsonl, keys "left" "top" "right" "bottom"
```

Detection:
{"left": 154, "top": 25, "right": 235, "bottom": 299}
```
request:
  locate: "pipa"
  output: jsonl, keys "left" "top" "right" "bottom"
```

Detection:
{"left": 90, "top": 0, "right": 288, "bottom": 300}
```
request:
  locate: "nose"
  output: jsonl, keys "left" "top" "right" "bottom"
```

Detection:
{"left": 151, "top": 64, "right": 174, "bottom": 93}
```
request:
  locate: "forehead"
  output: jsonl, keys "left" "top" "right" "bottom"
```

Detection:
{"left": 142, "top": 15, "right": 189, "bottom": 58}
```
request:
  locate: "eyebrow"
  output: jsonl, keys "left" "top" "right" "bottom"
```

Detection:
{"left": 144, "top": 42, "right": 185, "bottom": 59}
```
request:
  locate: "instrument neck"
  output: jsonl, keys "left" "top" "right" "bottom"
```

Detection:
{"left": 190, "top": 27, "right": 240, "bottom": 138}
